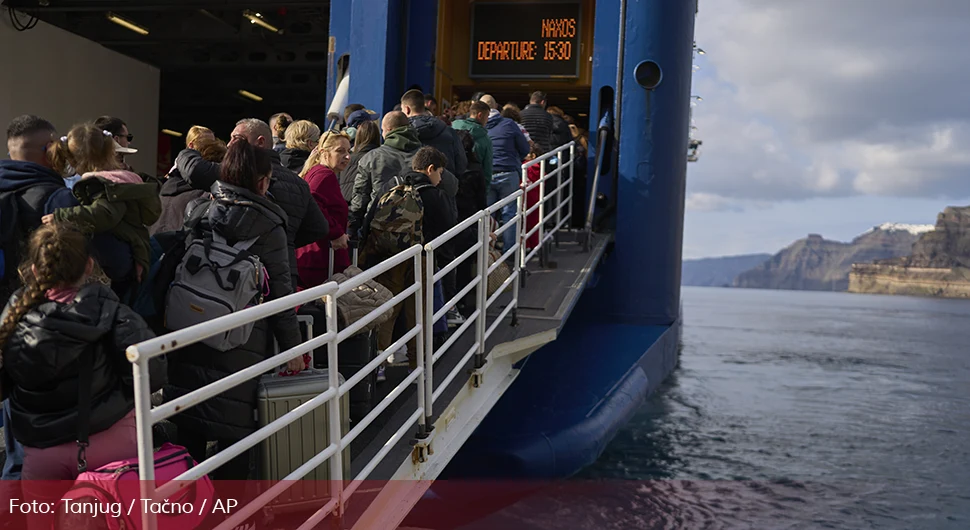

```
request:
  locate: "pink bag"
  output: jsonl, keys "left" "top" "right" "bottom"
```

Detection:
{"left": 56, "top": 442, "right": 215, "bottom": 530}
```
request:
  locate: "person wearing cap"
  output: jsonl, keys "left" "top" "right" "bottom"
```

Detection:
{"left": 343, "top": 108, "right": 377, "bottom": 144}
{"left": 94, "top": 116, "right": 137, "bottom": 171}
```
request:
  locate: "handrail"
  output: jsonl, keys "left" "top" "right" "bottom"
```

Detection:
{"left": 127, "top": 138, "right": 579, "bottom": 530}
{"left": 584, "top": 125, "right": 611, "bottom": 251}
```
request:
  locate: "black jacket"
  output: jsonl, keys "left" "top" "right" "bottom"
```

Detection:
{"left": 150, "top": 173, "right": 206, "bottom": 236}
{"left": 1, "top": 283, "right": 163, "bottom": 448}
{"left": 550, "top": 114, "right": 573, "bottom": 150}
{"left": 341, "top": 142, "right": 378, "bottom": 204}
{"left": 520, "top": 104, "right": 554, "bottom": 153}
{"left": 410, "top": 114, "right": 468, "bottom": 176}
{"left": 279, "top": 148, "right": 311, "bottom": 174}
{"left": 176, "top": 148, "right": 330, "bottom": 288}
{"left": 457, "top": 160, "right": 487, "bottom": 223}
{"left": 406, "top": 171, "right": 456, "bottom": 244}
{"left": 164, "top": 181, "right": 301, "bottom": 442}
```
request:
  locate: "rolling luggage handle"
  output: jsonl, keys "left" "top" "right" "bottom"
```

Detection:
{"left": 328, "top": 238, "right": 359, "bottom": 280}
{"left": 274, "top": 314, "right": 315, "bottom": 375}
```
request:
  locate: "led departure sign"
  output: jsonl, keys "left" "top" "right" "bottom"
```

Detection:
{"left": 470, "top": 2, "right": 581, "bottom": 78}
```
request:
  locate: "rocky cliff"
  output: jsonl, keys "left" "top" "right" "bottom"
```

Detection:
{"left": 848, "top": 207, "right": 970, "bottom": 297}
{"left": 682, "top": 254, "right": 772, "bottom": 287}
{"left": 734, "top": 224, "right": 930, "bottom": 291}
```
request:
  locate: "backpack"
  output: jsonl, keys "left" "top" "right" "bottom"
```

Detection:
{"left": 164, "top": 231, "right": 269, "bottom": 351}
{"left": 366, "top": 176, "right": 432, "bottom": 258}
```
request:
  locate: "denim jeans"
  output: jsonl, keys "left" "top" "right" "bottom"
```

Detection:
{"left": 487, "top": 171, "right": 520, "bottom": 253}
{"left": 2, "top": 399, "right": 23, "bottom": 480}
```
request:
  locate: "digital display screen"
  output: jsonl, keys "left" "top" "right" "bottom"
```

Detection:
{"left": 470, "top": 2, "right": 581, "bottom": 79}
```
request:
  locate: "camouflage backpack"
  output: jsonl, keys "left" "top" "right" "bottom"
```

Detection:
{"left": 367, "top": 177, "right": 432, "bottom": 258}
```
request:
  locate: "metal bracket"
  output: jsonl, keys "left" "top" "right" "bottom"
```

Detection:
{"left": 470, "top": 368, "right": 485, "bottom": 388}
{"left": 411, "top": 439, "right": 433, "bottom": 464}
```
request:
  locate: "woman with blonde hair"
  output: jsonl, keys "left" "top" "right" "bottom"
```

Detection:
{"left": 296, "top": 130, "right": 352, "bottom": 287}
{"left": 280, "top": 119, "right": 321, "bottom": 173}
{"left": 185, "top": 125, "right": 214, "bottom": 149}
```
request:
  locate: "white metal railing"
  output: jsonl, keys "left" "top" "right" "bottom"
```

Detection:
{"left": 125, "top": 140, "right": 578, "bottom": 530}
{"left": 520, "top": 142, "right": 576, "bottom": 268}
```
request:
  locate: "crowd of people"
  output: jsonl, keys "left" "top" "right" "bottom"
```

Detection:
{"left": 0, "top": 89, "right": 587, "bottom": 497}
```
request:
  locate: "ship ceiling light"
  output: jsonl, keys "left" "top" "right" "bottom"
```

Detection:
{"left": 106, "top": 12, "right": 148, "bottom": 35}
{"left": 238, "top": 89, "right": 263, "bottom": 102}
{"left": 243, "top": 10, "right": 281, "bottom": 34}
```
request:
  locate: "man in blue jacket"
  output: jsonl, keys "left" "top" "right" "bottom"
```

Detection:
{"left": 480, "top": 94, "right": 530, "bottom": 253}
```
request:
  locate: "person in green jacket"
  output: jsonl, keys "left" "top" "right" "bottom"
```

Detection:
{"left": 452, "top": 100, "right": 494, "bottom": 192}
{"left": 43, "top": 123, "right": 161, "bottom": 298}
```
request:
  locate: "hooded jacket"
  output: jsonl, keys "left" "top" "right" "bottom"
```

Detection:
{"left": 164, "top": 181, "right": 301, "bottom": 442}
{"left": 0, "top": 283, "right": 163, "bottom": 448}
{"left": 296, "top": 164, "right": 351, "bottom": 288}
{"left": 409, "top": 114, "right": 468, "bottom": 176}
{"left": 279, "top": 148, "right": 311, "bottom": 174}
{"left": 349, "top": 126, "right": 422, "bottom": 235}
{"left": 175, "top": 148, "right": 330, "bottom": 288}
{"left": 340, "top": 142, "right": 378, "bottom": 204}
{"left": 452, "top": 117, "right": 494, "bottom": 186}
{"left": 53, "top": 170, "right": 161, "bottom": 275}
{"left": 486, "top": 113, "right": 531, "bottom": 174}
{"left": 520, "top": 104, "right": 555, "bottom": 153}
{"left": 151, "top": 173, "right": 205, "bottom": 236}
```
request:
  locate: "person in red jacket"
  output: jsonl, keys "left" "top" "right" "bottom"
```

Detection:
{"left": 296, "top": 131, "right": 352, "bottom": 288}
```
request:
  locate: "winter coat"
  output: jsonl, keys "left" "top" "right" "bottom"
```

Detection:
{"left": 410, "top": 114, "right": 468, "bottom": 175}
{"left": 520, "top": 104, "right": 555, "bottom": 153}
{"left": 349, "top": 126, "right": 422, "bottom": 235}
{"left": 486, "top": 113, "right": 531, "bottom": 174}
{"left": 296, "top": 165, "right": 350, "bottom": 288}
{"left": 280, "top": 148, "right": 311, "bottom": 174}
{"left": 175, "top": 148, "right": 330, "bottom": 289}
{"left": 550, "top": 114, "right": 573, "bottom": 150}
{"left": 53, "top": 170, "right": 161, "bottom": 277}
{"left": 457, "top": 160, "right": 488, "bottom": 223}
{"left": 151, "top": 173, "right": 205, "bottom": 236}
{"left": 360, "top": 170, "right": 457, "bottom": 255}
{"left": 164, "top": 181, "right": 301, "bottom": 442}
{"left": 452, "top": 118, "right": 494, "bottom": 186}
{"left": 0, "top": 283, "right": 163, "bottom": 448}
{"left": 340, "top": 142, "right": 378, "bottom": 204}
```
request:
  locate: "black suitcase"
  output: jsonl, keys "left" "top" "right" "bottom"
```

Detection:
{"left": 299, "top": 304, "right": 378, "bottom": 424}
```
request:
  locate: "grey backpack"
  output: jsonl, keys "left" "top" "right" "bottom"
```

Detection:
{"left": 164, "top": 232, "right": 268, "bottom": 351}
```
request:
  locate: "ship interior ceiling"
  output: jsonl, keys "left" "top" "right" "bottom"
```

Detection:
{"left": 5, "top": 0, "right": 333, "bottom": 141}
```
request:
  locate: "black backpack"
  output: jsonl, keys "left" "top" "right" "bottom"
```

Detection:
{"left": 0, "top": 193, "right": 23, "bottom": 301}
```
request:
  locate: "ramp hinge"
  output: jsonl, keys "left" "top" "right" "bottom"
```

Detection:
{"left": 470, "top": 369, "right": 485, "bottom": 388}
{"left": 411, "top": 440, "right": 433, "bottom": 464}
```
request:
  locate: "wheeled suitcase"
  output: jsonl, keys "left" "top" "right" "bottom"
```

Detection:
{"left": 256, "top": 369, "right": 350, "bottom": 513}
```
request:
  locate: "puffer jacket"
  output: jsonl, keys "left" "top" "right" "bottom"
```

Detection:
{"left": 164, "top": 181, "right": 301, "bottom": 442}
{"left": 519, "top": 104, "right": 554, "bottom": 153}
{"left": 349, "top": 126, "right": 422, "bottom": 236}
{"left": 410, "top": 114, "right": 467, "bottom": 175}
{"left": 486, "top": 113, "right": 531, "bottom": 174}
{"left": 0, "top": 283, "right": 164, "bottom": 448}
{"left": 279, "top": 148, "right": 311, "bottom": 174}
{"left": 151, "top": 172, "right": 205, "bottom": 236}
{"left": 176, "top": 148, "right": 330, "bottom": 288}
{"left": 452, "top": 118, "right": 494, "bottom": 185}
{"left": 53, "top": 170, "right": 161, "bottom": 275}
{"left": 340, "top": 142, "right": 378, "bottom": 203}
{"left": 328, "top": 265, "right": 393, "bottom": 332}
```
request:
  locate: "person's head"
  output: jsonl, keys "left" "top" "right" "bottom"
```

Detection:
{"left": 411, "top": 146, "right": 447, "bottom": 186}
{"left": 300, "top": 130, "right": 352, "bottom": 177}
{"left": 0, "top": 223, "right": 94, "bottom": 352}
{"left": 424, "top": 94, "right": 437, "bottom": 114}
{"left": 230, "top": 118, "right": 273, "bottom": 149}
{"left": 48, "top": 123, "right": 121, "bottom": 176}
{"left": 501, "top": 106, "right": 522, "bottom": 124}
{"left": 529, "top": 91, "right": 548, "bottom": 108}
{"left": 381, "top": 111, "right": 410, "bottom": 138}
{"left": 94, "top": 116, "right": 130, "bottom": 148}
{"left": 268, "top": 113, "right": 293, "bottom": 144}
{"left": 195, "top": 136, "right": 228, "bottom": 163}
{"left": 526, "top": 143, "right": 544, "bottom": 162}
{"left": 400, "top": 89, "right": 427, "bottom": 117}
{"left": 343, "top": 103, "right": 366, "bottom": 125}
{"left": 186, "top": 125, "right": 214, "bottom": 150}
{"left": 456, "top": 129, "right": 477, "bottom": 163}
{"left": 468, "top": 101, "right": 490, "bottom": 127}
{"left": 563, "top": 114, "right": 576, "bottom": 126}
{"left": 547, "top": 106, "right": 565, "bottom": 117}
{"left": 354, "top": 120, "right": 381, "bottom": 151}
{"left": 284, "top": 120, "right": 321, "bottom": 151}
{"left": 6, "top": 115, "right": 57, "bottom": 167}
{"left": 346, "top": 109, "right": 379, "bottom": 129}
{"left": 479, "top": 94, "right": 499, "bottom": 110}
{"left": 220, "top": 138, "right": 273, "bottom": 195}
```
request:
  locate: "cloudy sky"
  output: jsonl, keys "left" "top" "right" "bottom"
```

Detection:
{"left": 684, "top": 0, "right": 970, "bottom": 259}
